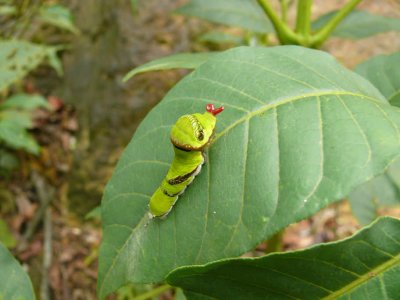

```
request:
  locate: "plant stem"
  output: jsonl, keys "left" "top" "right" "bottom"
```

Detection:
{"left": 133, "top": 284, "right": 172, "bottom": 300}
{"left": 40, "top": 207, "right": 52, "bottom": 300}
{"left": 312, "top": 0, "right": 363, "bottom": 47}
{"left": 265, "top": 230, "right": 284, "bottom": 254}
{"left": 19, "top": 171, "right": 55, "bottom": 251}
{"left": 257, "top": 0, "right": 298, "bottom": 44}
{"left": 280, "top": 0, "right": 289, "bottom": 23}
{"left": 295, "top": 0, "right": 312, "bottom": 36}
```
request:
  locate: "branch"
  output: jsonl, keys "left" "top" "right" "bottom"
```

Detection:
{"left": 18, "top": 171, "right": 55, "bottom": 251}
{"left": 312, "top": 0, "right": 363, "bottom": 47}
{"left": 257, "top": 0, "right": 298, "bottom": 44}
{"left": 40, "top": 208, "right": 52, "bottom": 300}
{"left": 279, "top": 0, "right": 289, "bottom": 23}
{"left": 133, "top": 284, "right": 172, "bottom": 300}
{"left": 295, "top": 0, "right": 313, "bottom": 36}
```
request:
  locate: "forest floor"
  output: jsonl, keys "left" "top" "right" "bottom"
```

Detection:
{"left": 1, "top": 0, "right": 400, "bottom": 299}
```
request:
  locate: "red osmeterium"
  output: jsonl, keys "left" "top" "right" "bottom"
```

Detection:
{"left": 206, "top": 103, "right": 224, "bottom": 116}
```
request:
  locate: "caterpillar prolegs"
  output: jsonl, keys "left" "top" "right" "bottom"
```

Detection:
{"left": 149, "top": 104, "right": 224, "bottom": 218}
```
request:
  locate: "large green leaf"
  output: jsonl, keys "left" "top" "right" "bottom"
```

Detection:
{"left": 98, "top": 46, "right": 400, "bottom": 298}
{"left": 167, "top": 217, "right": 400, "bottom": 299}
{"left": 355, "top": 52, "right": 400, "bottom": 106}
{"left": 175, "top": 0, "right": 273, "bottom": 33}
{"left": 0, "top": 41, "right": 49, "bottom": 93}
{"left": 0, "top": 242, "right": 35, "bottom": 300}
{"left": 313, "top": 10, "right": 400, "bottom": 39}
{"left": 348, "top": 52, "right": 400, "bottom": 225}
{"left": 123, "top": 52, "right": 218, "bottom": 82}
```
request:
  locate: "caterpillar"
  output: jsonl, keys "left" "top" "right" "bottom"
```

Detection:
{"left": 149, "top": 103, "right": 224, "bottom": 218}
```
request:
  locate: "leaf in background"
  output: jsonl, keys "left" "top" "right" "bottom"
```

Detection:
{"left": 0, "top": 4, "right": 16, "bottom": 16}
{"left": 348, "top": 51, "right": 400, "bottom": 225}
{"left": 46, "top": 47, "right": 64, "bottom": 76}
{"left": 0, "top": 93, "right": 49, "bottom": 110}
{"left": 85, "top": 206, "right": 101, "bottom": 221}
{"left": 175, "top": 288, "right": 187, "bottom": 300}
{"left": 0, "top": 110, "right": 32, "bottom": 128}
{"left": 123, "top": 52, "right": 218, "bottom": 81}
{"left": 349, "top": 159, "right": 400, "bottom": 225}
{"left": 130, "top": 0, "right": 138, "bottom": 14}
{"left": 0, "top": 93, "right": 45, "bottom": 154}
{"left": 198, "top": 31, "right": 244, "bottom": 46}
{"left": 312, "top": 10, "right": 400, "bottom": 39}
{"left": 0, "top": 219, "right": 16, "bottom": 248}
{"left": 0, "top": 41, "right": 48, "bottom": 93}
{"left": 0, "top": 121, "right": 40, "bottom": 154}
{"left": 167, "top": 217, "right": 400, "bottom": 300}
{"left": 355, "top": 51, "right": 400, "bottom": 106}
{"left": 0, "top": 149, "right": 19, "bottom": 175}
{"left": 38, "top": 4, "right": 80, "bottom": 34}
{"left": 98, "top": 46, "right": 400, "bottom": 298}
{"left": 175, "top": 0, "right": 273, "bottom": 33}
{"left": 0, "top": 242, "right": 35, "bottom": 300}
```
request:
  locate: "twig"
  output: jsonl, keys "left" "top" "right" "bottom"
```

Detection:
{"left": 133, "top": 284, "right": 172, "bottom": 300}
{"left": 280, "top": 0, "right": 289, "bottom": 23}
{"left": 40, "top": 207, "right": 52, "bottom": 300}
{"left": 295, "top": 0, "right": 312, "bottom": 36}
{"left": 312, "top": 0, "right": 363, "bottom": 47}
{"left": 19, "top": 171, "right": 55, "bottom": 250}
{"left": 257, "top": 0, "right": 298, "bottom": 44}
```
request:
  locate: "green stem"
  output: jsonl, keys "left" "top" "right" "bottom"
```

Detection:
{"left": 311, "top": 0, "right": 363, "bottom": 47}
{"left": 133, "top": 284, "right": 172, "bottom": 300}
{"left": 257, "top": 0, "right": 298, "bottom": 44}
{"left": 265, "top": 230, "right": 284, "bottom": 254}
{"left": 280, "top": 0, "right": 289, "bottom": 23}
{"left": 295, "top": 0, "right": 312, "bottom": 36}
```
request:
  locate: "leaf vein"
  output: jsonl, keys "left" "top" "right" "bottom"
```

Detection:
{"left": 222, "top": 119, "right": 250, "bottom": 253}
{"left": 104, "top": 192, "right": 150, "bottom": 208}
{"left": 194, "top": 150, "right": 211, "bottom": 263}
{"left": 213, "top": 90, "right": 383, "bottom": 145}
{"left": 258, "top": 266, "right": 333, "bottom": 294}
{"left": 338, "top": 96, "right": 372, "bottom": 166}
{"left": 115, "top": 160, "right": 170, "bottom": 175}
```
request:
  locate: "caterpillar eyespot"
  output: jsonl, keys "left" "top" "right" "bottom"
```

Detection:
{"left": 149, "top": 103, "right": 224, "bottom": 218}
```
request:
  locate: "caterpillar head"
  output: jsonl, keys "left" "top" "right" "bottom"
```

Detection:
{"left": 170, "top": 103, "right": 224, "bottom": 151}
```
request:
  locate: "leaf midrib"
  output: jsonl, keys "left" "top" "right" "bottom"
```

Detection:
{"left": 323, "top": 252, "right": 400, "bottom": 299}
{"left": 98, "top": 215, "right": 149, "bottom": 297}
{"left": 213, "top": 90, "right": 383, "bottom": 144}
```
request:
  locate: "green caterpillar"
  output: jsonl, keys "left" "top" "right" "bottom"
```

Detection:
{"left": 149, "top": 103, "right": 224, "bottom": 218}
